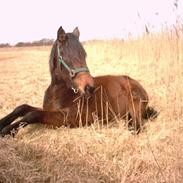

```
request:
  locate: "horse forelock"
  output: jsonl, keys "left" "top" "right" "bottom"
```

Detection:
{"left": 64, "top": 33, "right": 87, "bottom": 63}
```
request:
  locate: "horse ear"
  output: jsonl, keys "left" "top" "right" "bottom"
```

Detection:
{"left": 73, "top": 27, "right": 80, "bottom": 38}
{"left": 57, "top": 26, "right": 66, "bottom": 43}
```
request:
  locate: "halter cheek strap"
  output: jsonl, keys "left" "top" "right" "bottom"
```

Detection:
{"left": 57, "top": 43, "right": 89, "bottom": 78}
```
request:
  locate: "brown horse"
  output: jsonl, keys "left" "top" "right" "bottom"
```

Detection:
{"left": 0, "top": 27, "right": 157, "bottom": 136}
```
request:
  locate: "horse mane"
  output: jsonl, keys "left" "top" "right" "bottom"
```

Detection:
{"left": 49, "top": 41, "right": 57, "bottom": 75}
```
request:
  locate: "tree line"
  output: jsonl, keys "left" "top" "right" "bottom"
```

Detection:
{"left": 0, "top": 38, "right": 54, "bottom": 48}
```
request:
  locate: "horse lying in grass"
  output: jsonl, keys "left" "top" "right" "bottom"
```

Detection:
{"left": 0, "top": 27, "right": 157, "bottom": 136}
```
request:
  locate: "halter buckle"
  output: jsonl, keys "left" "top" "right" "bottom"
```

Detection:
{"left": 72, "top": 87, "right": 79, "bottom": 94}
{"left": 69, "top": 70, "right": 76, "bottom": 78}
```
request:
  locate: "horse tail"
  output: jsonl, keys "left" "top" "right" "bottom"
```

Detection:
{"left": 143, "top": 106, "right": 159, "bottom": 120}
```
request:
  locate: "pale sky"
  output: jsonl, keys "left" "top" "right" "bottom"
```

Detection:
{"left": 0, "top": 0, "right": 182, "bottom": 45}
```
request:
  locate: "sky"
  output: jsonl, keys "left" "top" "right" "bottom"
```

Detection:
{"left": 0, "top": 0, "right": 182, "bottom": 45}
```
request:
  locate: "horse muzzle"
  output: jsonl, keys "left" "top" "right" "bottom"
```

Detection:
{"left": 73, "top": 72, "right": 94, "bottom": 96}
{"left": 84, "top": 85, "right": 95, "bottom": 95}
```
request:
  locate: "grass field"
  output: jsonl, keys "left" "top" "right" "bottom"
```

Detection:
{"left": 0, "top": 29, "right": 183, "bottom": 183}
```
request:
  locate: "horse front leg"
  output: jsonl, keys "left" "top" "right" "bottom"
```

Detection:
{"left": 0, "top": 104, "right": 40, "bottom": 132}
{"left": 0, "top": 110, "right": 68, "bottom": 137}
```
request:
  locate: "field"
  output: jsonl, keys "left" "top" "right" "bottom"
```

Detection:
{"left": 0, "top": 29, "right": 183, "bottom": 183}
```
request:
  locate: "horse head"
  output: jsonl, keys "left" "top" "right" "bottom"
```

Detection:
{"left": 50, "top": 26, "right": 94, "bottom": 95}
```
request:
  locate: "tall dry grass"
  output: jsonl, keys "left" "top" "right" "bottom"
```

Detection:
{"left": 0, "top": 28, "right": 183, "bottom": 183}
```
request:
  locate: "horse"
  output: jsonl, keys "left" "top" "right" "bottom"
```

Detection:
{"left": 0, "top": 27, "right": 157, "bottom": 136}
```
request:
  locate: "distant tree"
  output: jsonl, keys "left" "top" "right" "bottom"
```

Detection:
{"left": 15, "top": 42, "right": 31, "bottom": 47}
{"left": 32, "top": 38, "right": 54, "bottom": 46}
{"left": 15, "top": 39, "right": 54, "bottom": 47}
{"left": 0, "top": 43, "right": 11, "bottom": 48}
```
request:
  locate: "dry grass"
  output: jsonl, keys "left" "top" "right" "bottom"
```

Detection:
{"left": 0, "top": 28, "right": 183, "bottom": 183}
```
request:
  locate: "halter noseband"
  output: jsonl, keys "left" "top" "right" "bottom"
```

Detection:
{"left": 57, "top": 42, "right": 89, "bottom": 78}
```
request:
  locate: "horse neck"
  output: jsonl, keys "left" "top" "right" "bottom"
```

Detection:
{"left": 49, "top": 42, "right": 69, "bottom": 89}
{"left": 50, "top": 70, "right": 69, "bottom": 88}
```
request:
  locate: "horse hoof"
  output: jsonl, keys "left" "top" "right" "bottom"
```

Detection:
{"left": 0, "top": 127, "right": 11, "bottom": 137}
{"left": 0, "top": 131, "right": 5, "bottom": 137}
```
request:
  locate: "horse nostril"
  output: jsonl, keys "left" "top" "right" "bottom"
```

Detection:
{"left": 84, "top": 85, "right": 95, "bottom": 95}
